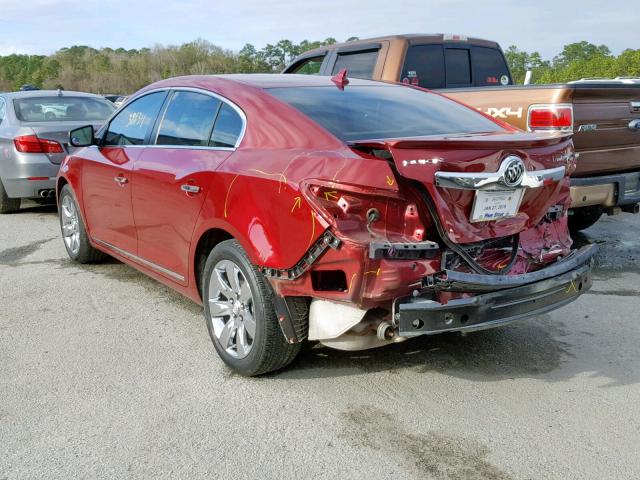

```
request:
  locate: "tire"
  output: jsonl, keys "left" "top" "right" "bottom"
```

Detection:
{"left": 58, "top": 185, "right": 107, "bottom": 263}
{"left": 202, "top": 239, "right": 303, "bottom": 376}
{"left": 0, "top": 179, "right": 21, "bottom": 214}
{"left": 569, "top": 206, "right": 603, "bottom": 232}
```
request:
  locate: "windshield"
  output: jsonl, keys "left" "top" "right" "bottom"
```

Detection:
{"left": 267, "top": 85, "right": 503, "bottom": 142}
{"left": 14, "top": 96, "right": 115, "bottom": 123}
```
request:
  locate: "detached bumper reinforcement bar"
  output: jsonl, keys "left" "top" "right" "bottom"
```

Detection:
{"left": 395, "top": 245, "right": 597, "bottom": 337}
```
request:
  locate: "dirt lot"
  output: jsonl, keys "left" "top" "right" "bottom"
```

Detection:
{"left": 1, "top": 202, "right": 639, "bottom": 480}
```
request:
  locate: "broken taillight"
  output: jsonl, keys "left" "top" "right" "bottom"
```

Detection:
{"left": 527, "top": 105, "right": 573, "bottom": 131}
{"left": 303, "top": 182, "right": 426, "bottom": 243}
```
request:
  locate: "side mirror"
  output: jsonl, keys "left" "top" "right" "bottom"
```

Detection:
{"left": 69, "top": 125, "right": 95, "bottom": 147}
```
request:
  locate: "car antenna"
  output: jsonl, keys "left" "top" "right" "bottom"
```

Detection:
{"left": 331, "top": 68, "right": 349, "bottom": 90}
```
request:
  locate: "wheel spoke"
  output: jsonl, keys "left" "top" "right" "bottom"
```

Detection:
{"left": 218, "top": 321, "right": 234, "bottom": 349}
{"left": 242, "top": 312, "right": 256, "bottom": 339}
{"left": 208, "top": 300, "right": 232, "bottom": 317}
{"left": 236, "top": 324, "right": 248, "bottom": 356}
{"left": 213, "top": 267, "right": 234, "bottom": 299}
{"left": 62, "top": 224, "right": 74, "bottom": 237}
{"left": 225, "top": 261, "right": 241, "bottom": 295}
{"left": 239, "top": 282, "right": 252, "bottom": 303}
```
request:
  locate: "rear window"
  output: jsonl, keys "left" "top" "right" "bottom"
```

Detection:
{"left": 267, "top": 85, "right": 502, "bottom": 142}
{"left": 471, "top": 46, "right": 512, "bottom": 86}
{"left": 331, "top": 50, "right": 378, "bottom": 78}
{"left": 14, "top": 96, "right": 115, "bottom": 123}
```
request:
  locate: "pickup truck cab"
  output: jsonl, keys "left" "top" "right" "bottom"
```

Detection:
{"left": 284, "top": 34, "right": 640, "bottom": 231}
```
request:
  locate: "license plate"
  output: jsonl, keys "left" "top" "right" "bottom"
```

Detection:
{"left": 471, "top": 189, "right": 524, "bottom": 222}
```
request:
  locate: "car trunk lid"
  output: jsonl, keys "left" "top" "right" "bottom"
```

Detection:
{"left": 351, "top": 131, "right": 574, "bottom": 244}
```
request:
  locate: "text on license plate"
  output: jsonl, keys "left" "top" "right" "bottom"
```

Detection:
{"left": 471, "top": 189, "right": 524, "bottom": 222}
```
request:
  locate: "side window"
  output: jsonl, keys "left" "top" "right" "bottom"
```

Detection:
{"left": 401, "top": 44, "right": 445, "bottom": 89}
{"left": 445, "top": 49, "right": 472, "bottom": 87}
{"left": 0, "top": 98, "right": 5, "bottom": 123}
{"left": 471, "top": 46, "right": 512, "bottom": 86}
{"left": 331, "top": 50, "right": 378, "bottom": 78}
{"left": 156, "top": 91, "right": 221, "bottom": 146}
{"left": 289, "top": 55, "right": 325, "bottom": 75}
{"left": 103, "top": 91, "right": 166, "bottom": 146}
{"left": 210, "top": 104, "right": 243, "bottom": 148}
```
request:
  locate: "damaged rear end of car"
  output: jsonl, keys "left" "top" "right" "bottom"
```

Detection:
{"left": 264, "top": 80, "right": 596, "bottom": 351}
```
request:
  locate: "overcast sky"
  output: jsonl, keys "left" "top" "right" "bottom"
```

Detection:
{"left": 0, "top": 0, "right": 637, "bottom": 59}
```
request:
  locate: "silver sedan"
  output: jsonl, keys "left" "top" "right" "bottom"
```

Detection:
{"left": 0, "top": 90, "right": 115, "bottom": 213}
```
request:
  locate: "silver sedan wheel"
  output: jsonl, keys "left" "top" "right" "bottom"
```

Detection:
{"left": 208, "top": 259, "right": 256, "bottom": 359}
{"left": 61, "top": 195, "right": 80, "bottom": 255}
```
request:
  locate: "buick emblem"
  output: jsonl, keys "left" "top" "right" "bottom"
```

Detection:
{"left": 501, "top": 156, "right": 526, "bottom": 187}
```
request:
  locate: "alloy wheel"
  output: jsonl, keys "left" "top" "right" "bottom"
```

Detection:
{"left": 61, "top": 195, "right": 80, "bottom": 255}
{"left": 208, "top": 259, "right": 256, "bottom": 359}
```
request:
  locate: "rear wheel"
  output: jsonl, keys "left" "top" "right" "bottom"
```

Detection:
{"left": 203, "top": 239, "right": 302, "bottom": 376}
{"left": 569, "top": 206, "right": 603, "bottom": 232}
{"left": 0, "top": 179, "right": 21, "bottom": 214}
{"left": 59, "top": 185, "right": 106, "bottom": 263}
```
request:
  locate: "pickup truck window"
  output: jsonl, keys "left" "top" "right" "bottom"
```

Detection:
{"left": 472, "top": 46, "right": 511, "bottom": 86}
{"left": 401, "top": 44, "right": 446, "bottom": 89}
{"left": 331, "top": 50, "right": 378, "bottom": 79}
{"left": 445, "top": 49, "right": 472, "bottom": 86}
{"left": 267, "top": 85, "right": 502, "bottom": 142}
{"left": 289, "top": 55, "right": 325, "bottom": 75}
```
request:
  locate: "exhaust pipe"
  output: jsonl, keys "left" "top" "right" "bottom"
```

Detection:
{"left": 376, "top": 321, "right": 395, "bottom": 341}
{"left": 39, "top": 190, "right": 48, "bottom": 198}
{"left": 38, "top": 189, "right": 55, "bottom": 198}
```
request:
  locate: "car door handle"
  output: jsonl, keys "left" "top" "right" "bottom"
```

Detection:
{"left": 181, "top": 184, "right": 201, "bottom": 194}
{"left": 114, "top": 175, "right": 128, "bottom": 185}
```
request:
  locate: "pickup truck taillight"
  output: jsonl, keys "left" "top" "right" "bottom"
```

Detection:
{"left": 14, "top": 135, "right": 64, "bottom": 154}
{"left": 527, "top": 105, "right": 573, "bottom": 131}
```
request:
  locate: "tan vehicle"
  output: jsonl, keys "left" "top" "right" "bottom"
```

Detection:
{"left": 284, "top": 34, "right": 640, "bottom": 231}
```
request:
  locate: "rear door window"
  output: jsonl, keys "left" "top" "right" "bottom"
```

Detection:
{"left": 156, "top": 91, "right": 221, "bottom": 146}
{"left": 0, "top": 98, "right": 5, "bottom": 123}
{"left": 331, "top": 50, "right": 378, "bottom": 78}
{"left": 444, "top": 48, "right": 472, "bottom": 86}
{"left": 401, "top": 44, "right": 445, "bottom": 89}
{"left": 210, "top": 104, "right": 243, "bottom": 148}
{"left": 103, "top": 91, "right": 167, "bottom": 146}
{"left": 471, "top": 46, "right": 512, "bottom": 86}
{"left": 288, "top": 55, "right": 325, "bottom": 75}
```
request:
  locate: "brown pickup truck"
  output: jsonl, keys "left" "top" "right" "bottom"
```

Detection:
{"left": 283, "top": 34, "right": 640, "bottom": 231}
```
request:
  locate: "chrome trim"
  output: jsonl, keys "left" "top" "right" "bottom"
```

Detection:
{"left": 435, "top": 158, "right": 566, "bottom": 191}
{"left": 93, "top": 238, "right": 185, "bottom": 282}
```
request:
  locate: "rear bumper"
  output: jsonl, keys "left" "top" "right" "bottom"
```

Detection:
{"left": 0, "top": 152, "right": 58, "bottom": 198}
{"left": 570, "top": 170, "right": 640, "bottom": 208}
{"left": 394, "top": 244, "right": 597, "bottom": 336}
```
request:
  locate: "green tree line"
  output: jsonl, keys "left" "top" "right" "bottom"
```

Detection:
{"left": 1, "top": 38, "right": 638, "bottom": 93}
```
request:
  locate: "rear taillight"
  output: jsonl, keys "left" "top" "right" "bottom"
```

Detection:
{"left": 303, "top": 182, "right": 426, "bottom": 242}
{"left": 527, "top": 105, "right": 573, "bottom": 131}
{"left": 14, "top": 135, "right": 64, "bottom": 154}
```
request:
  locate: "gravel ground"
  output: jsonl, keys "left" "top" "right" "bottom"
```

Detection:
{"left": 1, "top": 202, "right": 639, "bottom": 480}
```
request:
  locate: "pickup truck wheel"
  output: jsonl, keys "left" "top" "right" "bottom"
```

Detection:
{"left": 0, "top": 179, "right": 21, "bottom": 214}
{"left": 59, "top": 185, "right": 107, "bottom": 263}
{"left": 569, "top": 206, "right": 603, "bottom": 232}
{"left": 203, "top": 239, "right": 302, "bottom": 376}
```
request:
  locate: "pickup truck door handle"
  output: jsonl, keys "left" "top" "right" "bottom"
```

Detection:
{"left": 181, "top": 184, "right": 201, "bottom": 194}
{"left": 114, "top": 175, "right": 128, "bottom": 186}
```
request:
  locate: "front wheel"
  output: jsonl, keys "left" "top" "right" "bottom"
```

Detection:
{"left": 202, "top": 239, "right": 301, "bottom": 376}
{"left": 59, "top": 185, "right": 106, "bottom": 263}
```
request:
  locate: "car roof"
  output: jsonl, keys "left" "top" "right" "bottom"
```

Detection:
{"left": 0, "top": 90, "right": 107, "bottom": 99}
{"left": 149, "top": 73, "right": 396, "bottom": 91}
